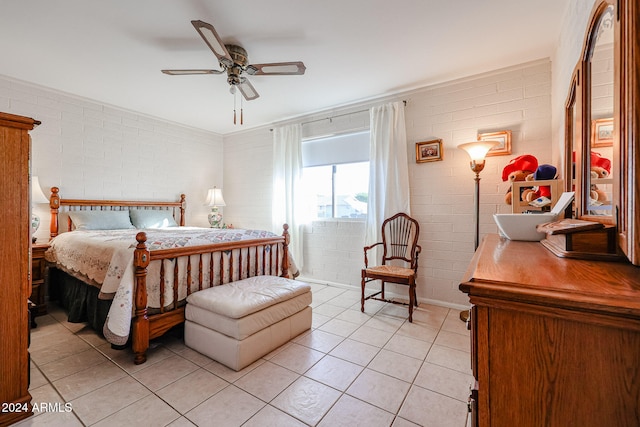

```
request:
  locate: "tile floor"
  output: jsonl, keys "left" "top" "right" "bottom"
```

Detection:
{"left": 19, "top": 283, "right": 473, "bottom": 427}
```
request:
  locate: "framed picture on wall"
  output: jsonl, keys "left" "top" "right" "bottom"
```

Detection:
{"left": 478, "top": 130, "right": 512, "bottom": 156}
{"left": 591, "top": 118, "right": 613, "bottom": 147}
{"left": 416, "top": 139, "right": 443, "bottom": 163}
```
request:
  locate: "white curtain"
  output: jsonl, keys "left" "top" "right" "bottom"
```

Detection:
{"left": 272, "top": 123, "right": 304, "bottom": 270}
{"left": 365, "top": 101, "right": 411, "bottom": 255}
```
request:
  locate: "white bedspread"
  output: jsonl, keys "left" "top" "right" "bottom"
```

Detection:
{"left": 45, "top": 227, "right": 282, "bottom": 345}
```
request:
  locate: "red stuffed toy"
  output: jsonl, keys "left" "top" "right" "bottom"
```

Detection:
{"left": 590, "top": 151, "right": 611, "bottom": 202}
{"left": 502, "top": 154, "right": 538, "bottom": 205}
{"left": 522, "top": 164, "right": 558, "bottom": 204}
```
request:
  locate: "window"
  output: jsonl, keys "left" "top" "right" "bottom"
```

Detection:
{"left": 301, "top": 131, "right": 369, "bottom": 219}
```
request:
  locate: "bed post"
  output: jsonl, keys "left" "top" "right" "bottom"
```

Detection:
{"left": 179, "top": 194, "right": 186, "bottom": 226}
{"left": 132, "top": 232, "right": 150, "bottom": 364}
{"left": 49, "top": 187, "right": 60, "bottom": 239}
{"left": 281, "top": 223, "right": 290, "bottom": 278}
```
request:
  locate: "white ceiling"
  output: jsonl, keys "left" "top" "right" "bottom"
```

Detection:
{"left": 0, "top": 0, "right": 569, "bottom": 136}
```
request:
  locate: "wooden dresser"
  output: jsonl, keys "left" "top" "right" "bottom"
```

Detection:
{"left": 459, "top": 234, "right": 640, "bottom": 427}
{"left": 0, "top": 112, "right": 40, "bottom": 426}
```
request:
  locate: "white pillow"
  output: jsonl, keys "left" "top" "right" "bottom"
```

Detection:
{"left": 129, "top": 209, "right": 178, "bottom": 229}
{"left": 68, "top": 210, "right": 135, "bottom": 230}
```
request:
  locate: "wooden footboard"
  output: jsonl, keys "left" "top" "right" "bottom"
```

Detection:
{"left": 131, "top": 225, "right": 290, "bottom": 364}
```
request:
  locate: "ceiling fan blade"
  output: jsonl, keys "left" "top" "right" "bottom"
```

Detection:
{"left": 237, "top": 78, "right": 259, "bottom": 101}
{"left": 246, "top": 61, "right": 306, "bottom": 76}
{"left": 191, "top": 20, "right": 233, "bottom": 68}
{"left": 161, "top": 69, "right": 224, "bottom": 75}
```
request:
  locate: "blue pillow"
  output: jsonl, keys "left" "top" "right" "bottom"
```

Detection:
{"left": 68, "top": 210, "right": 135, "bottom": 230}
{"left": 129, "top": 209, "right": 178, "bottom": 229}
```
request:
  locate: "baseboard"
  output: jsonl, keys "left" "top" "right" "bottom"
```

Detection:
{"left": 297, "top": 276, "right": 470, "bottom": 312}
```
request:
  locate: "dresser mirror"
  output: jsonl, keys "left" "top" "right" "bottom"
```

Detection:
{"left": 566, "top": 0, "right": 640, "bottom": 265}
{"left": 585, "top": 4, "right": 615, "bottom": 219}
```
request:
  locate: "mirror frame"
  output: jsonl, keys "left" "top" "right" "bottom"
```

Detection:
{"left": 564, "top": 71, "right": 580, "bottom": 200}
{"left": 616, "top": 0, "right": 640, "bottom": 265}
{"left": 569, "top": 0, "right": 615, "bottom": 223}
{"left": 566, "top": 0, "right": 640, "bottom": 265}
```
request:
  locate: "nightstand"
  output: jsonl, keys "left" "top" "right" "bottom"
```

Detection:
{"left": 30, "top": 242, "right": 50, "bottom": 325}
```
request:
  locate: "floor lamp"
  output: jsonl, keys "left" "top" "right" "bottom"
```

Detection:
{"left": 457, "top": 140, "right": 499, "bottom": 322}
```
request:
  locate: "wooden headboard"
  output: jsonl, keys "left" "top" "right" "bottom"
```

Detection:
{"left": 48, "top": 187, "right": 186, "bottom": 238}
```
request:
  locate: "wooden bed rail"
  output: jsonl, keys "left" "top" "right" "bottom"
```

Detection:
{"left": 49, "top": 187, "right": 186, "bottom": 238}
{"left": 131, "top": 224, "right": 290, "bottom": 364}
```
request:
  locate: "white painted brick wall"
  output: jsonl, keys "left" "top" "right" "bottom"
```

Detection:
{"left": 223, "top": 128, "right": 277, "bottom": 230}
{"left": 0, "top": 76, "right": 223, "bottom": 240}
{"left": 550, "top": 0, "right": 597, "bottom": 165}
{"left": 404, "top": 60, "right": 554, "bottom": 306}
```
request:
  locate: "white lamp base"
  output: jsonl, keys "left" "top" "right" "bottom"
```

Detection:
{"left": 31, "top": 213, "right": 40, "bottom": 243}
{"left": 208, "top": 207, "right": 223, "bottom": 228}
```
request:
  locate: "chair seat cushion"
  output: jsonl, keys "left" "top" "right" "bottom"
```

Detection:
{"left": 364, "top": 265, "right": 415, "bottom": 279}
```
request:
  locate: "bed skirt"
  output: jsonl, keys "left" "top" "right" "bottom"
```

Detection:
{"left": 49, "top": 267, "right": 112, "bottom": 335}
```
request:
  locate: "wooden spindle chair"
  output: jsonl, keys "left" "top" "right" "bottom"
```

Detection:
{"left": 361, "top": 213, "right": 421, "bottom": 322}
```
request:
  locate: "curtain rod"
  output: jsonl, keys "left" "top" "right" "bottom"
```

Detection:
{"left": 270, "top": 100, "right": 407, "bottom": 131}
{"left": 300, "top": 108, "right": 368, "bottom": 127}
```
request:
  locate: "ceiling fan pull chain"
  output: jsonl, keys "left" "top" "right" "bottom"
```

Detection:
{"left": 241, "top": 95, "right": 244, "bottom": 125}
{"left": 233, "top": 90, "right": 237, "bottom": 124}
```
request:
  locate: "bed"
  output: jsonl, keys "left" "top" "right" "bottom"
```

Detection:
{"left": 45, "top": 187, "right": 290, "bottom": 364}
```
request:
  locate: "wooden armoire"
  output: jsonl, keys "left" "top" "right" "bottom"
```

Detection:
{"left": 0, "top": 112, "right": 40, "bottom": 426}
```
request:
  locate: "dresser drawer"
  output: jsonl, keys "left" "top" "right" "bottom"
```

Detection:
{"left": 31, "top": 256, "right": 45, "bottom": 283}
{"left": 30, "top": 243, "right": 49, "bottom": 320}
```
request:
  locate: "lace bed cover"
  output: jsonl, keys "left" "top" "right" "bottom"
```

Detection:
{"left": 45, "top": 227, "right": 281, "bottom": 345}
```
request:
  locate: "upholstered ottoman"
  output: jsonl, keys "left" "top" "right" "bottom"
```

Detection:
{"left": 184, "top": 275, "right": 312, "bottom": 371}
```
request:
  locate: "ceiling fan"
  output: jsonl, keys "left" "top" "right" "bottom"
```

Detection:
{"left": 162, "top": 20, "right": 306, "bottom": 104}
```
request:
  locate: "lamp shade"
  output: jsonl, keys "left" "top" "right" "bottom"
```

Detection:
{"left": 457, "top": 141, "right": 500, "bottom": 161}
{"left": 204, "top": 187, "right": 226, "bottom": 207}
{"left": 31, "top": 176, "right": 49, "bottom": 204}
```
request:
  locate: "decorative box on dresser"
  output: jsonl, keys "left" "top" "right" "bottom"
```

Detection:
{"left": 0, "top": 112, "right": 40, "bottom": 426}
{"left": 459, "top": 234, "right": 640, "bottom": 427}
